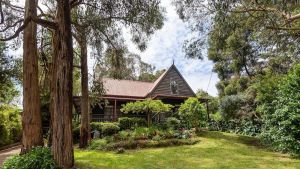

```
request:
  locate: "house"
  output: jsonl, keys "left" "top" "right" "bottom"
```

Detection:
{"left": 73, "top": 64, "right": 203, "bottom": 122}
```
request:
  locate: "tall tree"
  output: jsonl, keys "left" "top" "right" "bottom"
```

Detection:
{"left": 50, "top": 0, "right": 74, "bottom": 167}
{"left": 21, "top": 0, "right": 43, "bottom": 154}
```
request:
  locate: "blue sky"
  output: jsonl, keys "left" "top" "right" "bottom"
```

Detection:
{"left": 123, "top": 0, "right": 219, "bottom": 96}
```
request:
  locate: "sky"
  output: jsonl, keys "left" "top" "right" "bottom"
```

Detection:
{"left": 123, "top": 0, "right": 219, "bottom": 96}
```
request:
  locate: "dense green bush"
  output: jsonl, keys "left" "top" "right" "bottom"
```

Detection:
{"left": 165, "top": 117, "right": 181, "bottom": 130}
{"left": 2, "top": 147, "right": 58, "bottom": 169}
{"left": 219, "top": 95, "right": 246, "bottom": 121}
{"left": 260, "top": 64, "right": 300, "bottom": 155}
{"left": 90, "top": 122, "right": 120, "bottom": 137}
{"left": 178, "top": 97, "right": 206, "bottom": 129}
{"left": 0, "top": 105, "right": 21, "bottom": 147}
{"left": 102, "top": 123, "right": 120, "bottom": 136}
{"left": 118, "top": 117, "right": 146, "bottom": 130}
{"left": 208, "top": 118, "right": 261, "bottom": 136}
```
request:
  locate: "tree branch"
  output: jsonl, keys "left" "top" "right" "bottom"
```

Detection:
{"left": 266, "top": 26, "right": 300, "bottom": 31}
{"left": 0, "top": 18, "right": 30, "bottom": 41}
{"left": 33, "top": 17, "right": 57, "bottom": 29}
{"left": 0, "top": 19, "right": 23, "bottom": 32}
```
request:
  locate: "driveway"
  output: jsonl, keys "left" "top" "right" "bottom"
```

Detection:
{"left": 0, "top": 146, "right": 21, "bottom": 166}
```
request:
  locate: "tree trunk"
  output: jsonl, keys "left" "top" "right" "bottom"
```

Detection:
{"left": 50, "top": 0, "right": 74, "bottom": 168}
{"left": 147, "top": 112, "right": 152, "bottom": 127}
{"left": 79, "top": 30, "right": 90, "bottom": 148}
{"left": 21, "top": 0, "right": 43, "bottom": 154}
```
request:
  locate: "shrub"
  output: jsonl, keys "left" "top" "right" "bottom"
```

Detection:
{"left": 165, "top": 117, "right": 181, "bottom": 130}
{"left": 90, "top": 122, "right": 103, "bottom": 131}
{"left": 260, "top": 64, "right": 300, "bottom": 155}
{"left": 89, "top": 139, "right": 107, "bottom": 150}
{"left": 90, "top": 122, "right": 120, "bottom": 137}
{"left": 174, "top": 129, "right": 195, "bottom": 139}
{"left": 89, "top": 138, "right": 199, "bottom": 151}
{"left": 0, "top": 105, "right": 21, "bottom": 147}
{"left": 118, "top": 117, "right": 146, "bottom": 130}
{"left": 2, "top": 147, "right": 58, "bottom": 169}
{"left": 101, "top": 122, "right": 120, "bottom": 136}
{"left": 178, "top": 97, "right": 206, "bottom": 129}
{"left": 219, "top": 95, "right": 246, "bottom": 121}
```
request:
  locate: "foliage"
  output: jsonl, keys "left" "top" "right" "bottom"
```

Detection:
{"left": 0, "top": 42, "right": 21, "bottom": 104}
{"left": 118, "top": 117, "right": 147, "bottom": 130}
{"left": 121, "top": 99, "right": 173, "bottom": 114}
{"left": 2, "top": 147, "right": 58, "bottom": 169}
{"left": 90, "top": 122, "right": 120, "bottom": 137}
{"left": 0, "top": 105, "right": 21, "bottom": 147}
{"left": 260, "top": 64, "right": 300, "bottom": 155}
{"left": 219, "top": 95, "right": 246, "bottom": 121}
{"left": 165, "top": 117, "right": 181, "bottom": 130}
{"left": 89, "top": 138, "right": 198, "bottom": 151}
{"left": 177, "top": 97, "right": 206, "bottom": 129}
{"left": 196, "top": 89, "right": 219, "bottom": 115}
{"left": 102, "top": 123, "right": 120, "bottom": 136}
{"left": 173, "top": 128, "right": 195, "bottom": 139}
{"left": 138, "top": 69, "right": 166, "bottom": 82}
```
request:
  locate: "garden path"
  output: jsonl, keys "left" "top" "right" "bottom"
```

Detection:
{"left": 0, "top": 146, "right": 21, "bottom": 166}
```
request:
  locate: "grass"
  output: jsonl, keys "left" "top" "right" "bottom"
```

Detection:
{"left": 75, "top": 131, "right": 300, "bottom": 169}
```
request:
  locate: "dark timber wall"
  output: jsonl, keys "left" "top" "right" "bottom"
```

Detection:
{"left": 150, "top": 65, "right": 195, "bottom": 97}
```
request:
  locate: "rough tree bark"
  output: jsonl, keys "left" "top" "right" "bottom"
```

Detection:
{"left": 79, "top": 30, "right": 90, "bottom": 148}
{"left": 50, "top": 0, "right": 74, "bottom": 168}
{"left": 21, "top": 0, "right": 43, "bottom": 154}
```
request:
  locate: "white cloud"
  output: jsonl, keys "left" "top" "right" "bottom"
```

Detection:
{"left": 124, "top": 0, "right": 219, "bottom": 96}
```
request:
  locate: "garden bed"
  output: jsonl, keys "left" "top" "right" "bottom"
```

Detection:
{"left": 89, "top": 138, "right": 199, "bottom": 151}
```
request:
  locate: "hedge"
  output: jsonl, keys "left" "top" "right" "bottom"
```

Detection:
{"left": 118, "top": 117, "right": 146, "bottom": 130}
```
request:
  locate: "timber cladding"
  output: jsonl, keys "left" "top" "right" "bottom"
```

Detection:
{"left": 149, "top": 65, "right": 195, "bottom": 98}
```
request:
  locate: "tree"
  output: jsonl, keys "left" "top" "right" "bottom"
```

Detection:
{"left": 71, "top": 0, "right": 164, "bottom": 148}
{"left": 138, "top": 69, "right": 165, "bottom": 82}
{"left": 50, "top": 1, "right": 74, "bottom": 167}
{"left": 121, "top": 99, "right": 173, "bottom": 126}
{"left": 196, "top": 89, "right": 219, "bottom": 119}
{"left": 0, "top": 42, "right": 20, "bottom": 104}
{"left": 21, "top": 0, "right": 43, "bottom": 154}
{"left": 261, "top": 64, "right": 300, "bottom": 155}
{"left": 178, "top": 97, "right": 206, "bottom": 130}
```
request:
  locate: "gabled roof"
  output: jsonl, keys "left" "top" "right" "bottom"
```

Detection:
{"left": 102, "top": 64, "right": 195, "bottom": 98}
{"left": 102, "top": 78, "right": 153, "bottom": 98}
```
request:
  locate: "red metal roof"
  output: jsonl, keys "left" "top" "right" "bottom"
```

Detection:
{"left": 102, "top": 64, "right": 195, "bottom": 98}
{"left": 102, "top": 78, "right": 154, "bottom": 98}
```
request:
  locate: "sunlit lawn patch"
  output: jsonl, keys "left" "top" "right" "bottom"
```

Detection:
{"left": 75, "top": 131, "right": 300, "bottom": 169}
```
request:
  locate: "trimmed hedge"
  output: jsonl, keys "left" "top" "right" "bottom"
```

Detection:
{"left": 90, "top": 122, "right": 120, "bottom": 137}
{"left": 118, "top": 117, "right": 146, "bottom": 130}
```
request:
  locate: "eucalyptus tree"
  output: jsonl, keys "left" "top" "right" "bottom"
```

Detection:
{"left": 0, "top": 0, "right": 45, "bottom": 154}
{"left": 71, "top": 0, "right": 164, "bottom": 148}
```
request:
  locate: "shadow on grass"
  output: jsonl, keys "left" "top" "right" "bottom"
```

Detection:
{"left": 197, "top": 130, "right": 262, "bottom": 148}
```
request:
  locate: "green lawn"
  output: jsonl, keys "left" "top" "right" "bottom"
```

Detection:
{"left": 75, "top": 131, "right": 300, "bottom": 169}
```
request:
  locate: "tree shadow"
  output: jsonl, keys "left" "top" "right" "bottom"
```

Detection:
{"left": 197, "top": 131, "right": 262, "bottom": 148}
